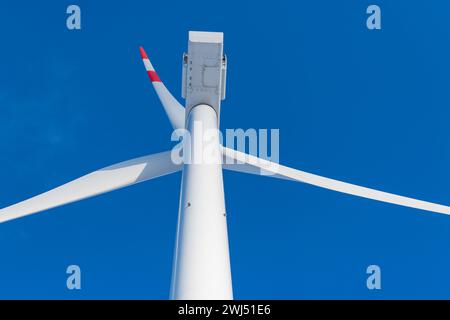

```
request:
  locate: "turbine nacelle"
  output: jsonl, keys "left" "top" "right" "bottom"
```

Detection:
{"left": 182, "top": 31, "right": 227, "bottom": 124}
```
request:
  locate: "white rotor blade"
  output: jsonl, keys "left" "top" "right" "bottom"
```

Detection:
{"left": 222, "top": 146, "right": 450, "bottom": 215}
{"left": 222, "top": 150, "right": 291, "bottom": 181}
{"left": 0, "top": 151, "right": 181, "bottom": 223}
{"left": 139, "top": 47, "right": 185, "bottom": 129}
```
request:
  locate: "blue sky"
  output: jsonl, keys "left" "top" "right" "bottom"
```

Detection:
{"left": 0, "top": 0, "right": 450, "bottom": 299}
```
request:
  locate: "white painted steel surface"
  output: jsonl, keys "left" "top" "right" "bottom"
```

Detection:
{"left": 171, "top": 105, "right": 233, "bottom": 300}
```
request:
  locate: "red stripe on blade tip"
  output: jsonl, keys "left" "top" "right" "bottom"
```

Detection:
{"left": 147, "top": 70, "right": 161, "bottom": 82}
{"left": 139, "top": 46, "right": 149, "bottom": 60}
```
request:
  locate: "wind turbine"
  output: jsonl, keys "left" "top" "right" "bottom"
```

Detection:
{"left": 1, "top": 31, "right": 449, "bottom": 300}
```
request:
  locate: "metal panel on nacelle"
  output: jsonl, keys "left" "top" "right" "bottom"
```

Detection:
{"left": 183, "top": 31, "right": 226, "bottom": 122}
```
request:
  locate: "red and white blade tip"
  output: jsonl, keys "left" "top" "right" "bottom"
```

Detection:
{"left": 139, "top": 46, "right": 161, "bottom": 83}
{"left": 139, "top": 46, "right": 149, "bottom": 59}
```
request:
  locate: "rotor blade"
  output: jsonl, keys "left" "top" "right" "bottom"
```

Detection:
{"left": 139, "top": 46, "right": 185, "bottom": 129}
{"left": 222, "top": 146, "right": 450, "bottom": 215}
{"left": 222, "top": 151, "right": 292, "bottom": 181}
{"left": 0, "top": 151, "right": 181, "bottom": 223}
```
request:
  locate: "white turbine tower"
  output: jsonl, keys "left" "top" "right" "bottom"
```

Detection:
{"left": 1, "top": 31, "right": 449, "bottom": 300}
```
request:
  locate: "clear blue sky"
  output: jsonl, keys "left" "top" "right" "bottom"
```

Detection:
{"left": 0, "top": 1, "right": 449, "bottom": 299}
